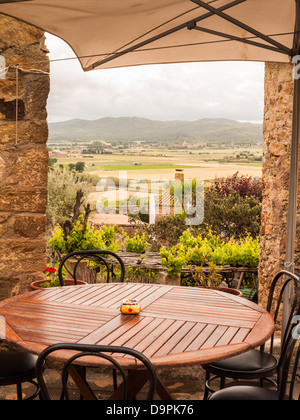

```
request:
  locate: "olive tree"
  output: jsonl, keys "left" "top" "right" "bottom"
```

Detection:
{"left": 46, "top": 168, "right": 94, "bottom": 228}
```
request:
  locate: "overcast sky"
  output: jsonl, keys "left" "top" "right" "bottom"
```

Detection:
{"left": 45, "top": 33, "right": 265, "bottom": 124}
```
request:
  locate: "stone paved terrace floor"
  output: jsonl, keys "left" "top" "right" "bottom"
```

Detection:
{"left": 0, "top": 339, "right": 287, "bottom": 400}
{"left": 0, "top": 360, "right": 290, "bottom": 401}
{"left": 0, "top": 365, "right": 206, "bottom": 400}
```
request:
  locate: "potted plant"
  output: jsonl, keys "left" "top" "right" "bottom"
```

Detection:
{"left": 159, "top": 246, "right": 186, "bottom": 285}
{"left": 188, "top": 262, "right": 243, "bottom": 297}
{"left": 123, "top": 233, "right": 148, "bottom": 254}
{"left": 30, "top": 265, "right": 87, "bottom": 290}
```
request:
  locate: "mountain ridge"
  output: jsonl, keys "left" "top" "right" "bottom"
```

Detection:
{"left": 48, "top": 116, "right": 263, "bottom": 145}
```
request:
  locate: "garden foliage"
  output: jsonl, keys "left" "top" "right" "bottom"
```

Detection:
{"left": 160, "top": 230, "right": 259, "bottom": 276}
{"left": 123, "top": 233, "right": 148, "bottom": 254}
{"left": 49, "top": 217, "right": 120, "bottom": 258}
{"left": 47, "top": 168, "right": 95, "bottom": 228}
{"left": 132, "top": 172, "right": 262, "bottom": 250}
{"left": 203, "top": 172, "right": 262, "bottom": 238}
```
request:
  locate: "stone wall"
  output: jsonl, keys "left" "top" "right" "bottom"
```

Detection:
{"left": 0, "top": 15, "right": 50, "bottom": 300}
{"left": 259, "top": 62, "right": 295, "bottom": 308}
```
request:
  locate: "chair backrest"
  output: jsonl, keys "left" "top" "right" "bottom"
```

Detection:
{"left": 58, "top": 250, "right": 126, "bottom": 286}
{"left": 277, "top": 323, "right": 300, "bottom": 400}
{"left": 35, "top": 343, "right": 157, "bottom": 400}
{"left": 264, "top": 270, "right": 300, "bottom": 358}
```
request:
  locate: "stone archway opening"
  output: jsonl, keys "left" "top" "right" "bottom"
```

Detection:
{"left": 0, "top": 15, "right": 296, "bottom": 306}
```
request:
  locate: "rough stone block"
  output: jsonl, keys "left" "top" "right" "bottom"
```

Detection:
{"left": 0, "top": 239, "right": 47, "bottom": 274}
{"left": 0, "top": 121, "right": 48, "bottom": 146}
{"left": 11, "top": 147, "right": 48, "bottom": 187}
{"left": 13, "top": 215, "right": 47, "bottom": 238}
{"left": 0, "top": 187, "right": 47, "bottom": 213}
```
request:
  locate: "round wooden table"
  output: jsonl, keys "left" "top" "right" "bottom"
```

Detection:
{"left": 0, "top": 282, "right": 274, "bottom": 399}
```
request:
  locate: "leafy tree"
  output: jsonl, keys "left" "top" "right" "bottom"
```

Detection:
{"left": 48, "top": 157, "right": 57, "bottom": 168}
{"left": 202, "top": 172, "right": 262, "bottom": 238}
{"left": 75, "top": 162, "right": 85, "bottom": 173}
{"left": 46, "top": 168, "right": 94, "bottom": 228}
{"left": 203, "top": 190, "right": 261, "bottom": 238}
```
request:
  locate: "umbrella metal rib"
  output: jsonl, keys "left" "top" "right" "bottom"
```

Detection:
{"left": 86, "top": 0, "right": 247, "bottom": 71}
{"left": 192, "top": 25, "right": 289, "bottom": 55}
{"left": 191, "top": 0, "right": 292, "bottom": 56}
{"left": 0, "top": 0, "right": 32, "bottom": 3}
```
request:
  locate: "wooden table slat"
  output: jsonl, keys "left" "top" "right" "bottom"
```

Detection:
{"left": 214, "top": 326, "right": 240, "bottom": 347}
{"left": 77, "top": 313, "right": 138, "bottom": 345}
{"left": 230, "top": 327, "right": 252, "bottom": 344}
{"left": 105, "top": 316, "right": 156, "bottom": 347}
{"left": 169, "top": 322, "right": 207, "bottom": 354}
{"left": 1, "top": 302, "right": 116, "bottom": 326}
{"left": 153, "top": 321, "right": 197, "bottom": 357}
{"left": 131, "top": 318, "right": 177, "bottom": 355}
{"left": 145, "top": 299, "right": 260, "bottom": 321}
{"left": 141, "top": 309, "right": 257, "bottom": 329}
{"left": 142, "top": 320, "right": 187, "bottom": 358}
{"left": 120, "top": 318, "right": 166, "bottom": 350}
{"left": 87, "top": 283, "right": 145, "bottom": 308}
{"left": 91, "top": 284, "right": 155, "bottom": 308}
{"left": 200, "top": 325, "right": 232, "bottom": 349}
{"left": 0, "top": 313, "right": 101, "bottom": 334}
{"left": 184, "top": 324, "right": 219, "bottom": 352}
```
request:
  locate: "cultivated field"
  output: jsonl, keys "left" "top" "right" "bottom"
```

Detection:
{"left": 54, "top": 146, "right": 262, "bottom": 181}
{"left": 52, "top": 146, "right": 262, "bottom": 225}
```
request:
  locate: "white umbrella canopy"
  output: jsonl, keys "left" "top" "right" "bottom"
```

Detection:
{"left": 0, "top": 0, "right": 297, "bottom": 71}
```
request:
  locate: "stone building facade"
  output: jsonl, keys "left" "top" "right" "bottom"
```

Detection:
{"left": 0, "top": 15, "right": 50, "bottom": 300}
{"left": 258, "top": 62, "right": 295, "bottom": 307}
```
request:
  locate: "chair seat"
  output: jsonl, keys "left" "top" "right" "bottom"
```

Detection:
{"left": 204, "top": 349, "right": 278, "bottom": 379}
{"left": 209, "top": 385, "right": 279, "bottom": 401}
{"left": 0, "top": 352, "right": 38, "bottom": 385}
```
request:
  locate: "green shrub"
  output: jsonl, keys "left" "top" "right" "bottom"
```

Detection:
{"left": 160, "top": 247, "right": 187, "bottom": 276}
{"left": 123, "top": 233, "right": 148, "bottom": 254}
{"left": 160, "top": 230, "right": 259, "bottom": 273}
{"left": 49, "top": 217, "right": 120, "bottom": 257}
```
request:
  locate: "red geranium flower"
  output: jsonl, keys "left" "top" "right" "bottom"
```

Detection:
{"left": 44, "top": 267, "right": 57, "bottom": 274}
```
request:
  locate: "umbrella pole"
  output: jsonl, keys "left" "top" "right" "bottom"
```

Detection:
{"left": 282, "top": 72, "right": 300, "bottom": 341}
{"left": 283, "top": 0, "right": 300, "bottom": 340}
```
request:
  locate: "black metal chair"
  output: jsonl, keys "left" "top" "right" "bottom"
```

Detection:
{"left": 35, "top": 343, "right": 157, "bottom": 400}
{"left": 0, "top": 351, "right": 41, "bottom": 400}
{"left": 57, "top": 250, "right": 126, "bottom": 392}
{"left": 209, "top": 323, "right": 300, "bottom": 400}
{"left": 202, "top": 270, "right": 300, "bottom": 399}
{"left": 58, "top": 250, "right": 126, "bottom": 286}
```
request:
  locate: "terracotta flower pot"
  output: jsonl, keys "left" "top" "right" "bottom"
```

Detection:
{"left": 30, "top": 279, "right": 87, "bottom": 290}
{"left": 197, "top": 286, "right": 243, "bottom": 297}
{"left": 218, "top": 287, "right": 244, "bottom": 297}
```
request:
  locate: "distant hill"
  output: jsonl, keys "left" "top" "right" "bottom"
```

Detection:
{"left": 48, "top": 117, "right": 263, "bottom": 145}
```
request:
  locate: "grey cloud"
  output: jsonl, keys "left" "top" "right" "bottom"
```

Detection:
{"left": 45, "top": 34, "right": 264, "bottom": 123}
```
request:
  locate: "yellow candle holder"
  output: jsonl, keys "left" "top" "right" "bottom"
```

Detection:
{"left": 120, "top": 299, "right": 141, "bottom": 315}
